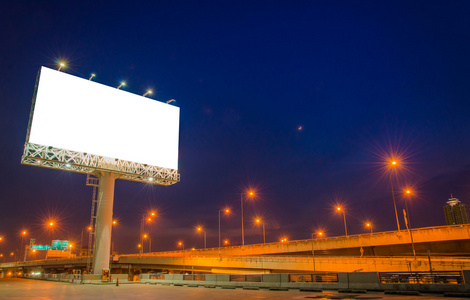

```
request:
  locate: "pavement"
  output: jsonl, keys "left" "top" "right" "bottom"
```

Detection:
{"left": 0, "top": 278, "right": 468, "bottom": 300}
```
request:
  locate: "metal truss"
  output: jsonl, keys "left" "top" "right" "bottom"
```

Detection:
{"left": 21, "top": 142, "right": 180, "bottom": 186}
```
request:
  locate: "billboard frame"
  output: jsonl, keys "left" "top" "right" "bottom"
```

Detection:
{"left": 21, "top": 67, "right": 180, "bottom": 186}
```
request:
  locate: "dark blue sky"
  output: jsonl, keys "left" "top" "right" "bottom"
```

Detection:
{"left": 1, "top": 1, "right": 470, "bottom": 255}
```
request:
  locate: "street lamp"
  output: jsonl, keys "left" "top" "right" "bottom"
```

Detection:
{"left": 57, "top": 62, "right": 65, "bottom": 71}
{"left": 336, "top": 206, "right": 348, "bottom": 237}
{"left": 143, "top": 233, "right": 151, "bottom": 253}
{"left": 140, "top": 211, "right": 156, "bottom": 254}
{"left": 255, "top": 218, "right": 266, "bottom": 244}
{"left": 389, "top": 160, "right": 401, "bottom": 231}
{"left": 366, "top": 222, "right": 373, "bottom": 234}
{"left": 196, "top": 227, "right": 206, "bottom": 249}
{"left": 80, "top": 226, "right": 92, "bottom": 257}
{"left": 404, "top": 189, "right": 417, "bottom": 258}
{"left": 218, "top": 208, "right": 230, "bottom": 249}
{"left": 117, "top": 81, "right": 126, "bottom": 89}
{"left": 111, "top": 219, "right": 118, "bottom": 254}
{"left": 178, "top": 241, "right": 185, "bottom": 273}
{"left": 143, "top": 90, "right": 152, "bottom": 97}
{"left": 241, "top": 190, "right": 255, "bottom": 246}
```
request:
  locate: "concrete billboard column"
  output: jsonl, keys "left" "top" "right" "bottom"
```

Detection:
{"left": 92, "top": 172, "right": 116, "bottom": 274}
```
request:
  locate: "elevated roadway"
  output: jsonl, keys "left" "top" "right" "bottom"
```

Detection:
{"left": 1, "top": 225, "right": 469, "bottom": 276}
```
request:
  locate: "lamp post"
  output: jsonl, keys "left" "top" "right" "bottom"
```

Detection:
{"left": 140, "top": 211, "right": 156, "bottom": 254}
{"left": 255, "top": 218, "right": 266, "bottom": 244}
{"left": 143, "top": 234, "right": 151, "bottom": 253}
{"left": 178, "top": 241, "right": 185, "bottom": 273}
{"left": 366, "top": 222, "right": 373, "bottom": 234}
{"left": 218, "top": 208, "right": 230, "bottom": 258}
{"left": 241, "top": 191, "right": 255, "bottom": 246}
{"left": 404, "top": 189, "right": 417, "bottom": 258}
{"left": 111, "top": 219, "right": 117, "bottom": 254}
{"left": 336, "top": 207, "right": 348, "bottom": 237}
{"left": 80, "top": 226, "right": 92, "bottom": 256}
{"left": 390, "top": 161, "right": 401, "bottom": 231}
{"left": 196, "top": 227, "right": 206, "bottom": 249}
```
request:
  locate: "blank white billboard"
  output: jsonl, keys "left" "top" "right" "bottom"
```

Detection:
{"left": 27, "top": 66, "right": 179, "bottom": 170}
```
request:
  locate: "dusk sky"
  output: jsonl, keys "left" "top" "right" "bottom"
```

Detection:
{"left": 1, "top": 1, "right": 470, "bottom": 255}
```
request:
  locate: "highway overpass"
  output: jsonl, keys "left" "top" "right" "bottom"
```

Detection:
{"left": 1, "top": 225, "right": 469, "bottom": 276}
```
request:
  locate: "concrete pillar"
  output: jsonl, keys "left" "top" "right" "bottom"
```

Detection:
{"left": 92, "top": 172, "right": 116, "bottom": 274}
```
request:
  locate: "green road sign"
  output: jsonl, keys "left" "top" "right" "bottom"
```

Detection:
{"left": 30, "top": 245, "right": 51, "bottom": 250}
{"left": 51, "top": 240, "right": 70, "bottom": 250}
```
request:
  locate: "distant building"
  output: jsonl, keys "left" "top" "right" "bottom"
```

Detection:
{"left": 444, "top": 197, "right": 469, "bottom": 225}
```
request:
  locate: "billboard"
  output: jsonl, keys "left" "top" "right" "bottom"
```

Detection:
{"left": 22, "top": 67, "right": 180, "bottom": 185}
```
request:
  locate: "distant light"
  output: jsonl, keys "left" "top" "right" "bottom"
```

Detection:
{"left": 148, "top": 177, "right": 154, "bottom": 182}
{"left": 49, "top": 222, "right": 54, "bottom": 226}
{"left": 298, "top": 125, "right": 303, "bottom": 131}
{"left": 65, "top": 163, "right": 71, "bottom": 168}
{"left": 166, "top": 99, "right": 176, "bottom": 104}
{"left": 143, "top": 90, "right": 153, "bottom": 97}
{"left": 225, "top": 208, "right": 230, "bottom": 213}
{"left": 89, "top": 74, "right": 96, "bottom": 81}
{"left": 117, "top": 82, "right": 126, "bottom": 89}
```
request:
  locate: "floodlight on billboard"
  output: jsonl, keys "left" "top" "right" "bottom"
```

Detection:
{"left": 21, "top": 66, "right": 180, "bottom": 185}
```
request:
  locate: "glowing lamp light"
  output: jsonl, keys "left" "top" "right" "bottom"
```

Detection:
{"left": 225, "top": 208, "right": 230, "bottom": 213}
{"left": 117, "top": 81, "right": 126, "bottom": 89}
{"left": 49, "top": 221, "right": 54, "bottom": 226}
{"left": 143, "top": 90, "right": 153, "bottom": 97}
{"left": 148, "top": 177, "right": 154, "bottom": 182}
{"left": 89, "top": 73, "right": 96, "bottom": 81}
{"left": 58, "top": 62, "right": 65, "bottom": 71}
{"left": 65, "top": 163, "right": 71, "bottom": 168}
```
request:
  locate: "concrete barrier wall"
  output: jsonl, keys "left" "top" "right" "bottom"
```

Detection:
{"left": 141, "top": 272, "right": 470, "bottom": 292}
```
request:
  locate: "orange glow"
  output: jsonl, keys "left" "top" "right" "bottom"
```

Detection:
{"left": 280, "top": 237, "right": 288, "bottom": 242}
{"left": 224, "top": 239, "right": 229, "bottom": 245}
{"left": 0, "top": 237, "right": 2, "bottom": 241}
{"left": 32, "top": 249, "right": 36, "bottom": 253}
{"left": 150, "top": 212, "right": 156, "bottom": 217}
{"left": 112, "top": 220, "right": 117, "bottom": 225}
{"left": 143, "top": 234, "right": 148, "bottom": 238}
{"left": 88, "top": 226, "right": 92, "bottom": 231}
{"left": 318, "top": 232, "right": 323, "bottom": 236}
{"left": 255, "top": 218, "right": 260, "bottom": 223}
{"left": 147, "top": 218, "right": 152, "bottom": 222}
{"left": 137, "top": 244, "right": 141, "bottom": 248}
{"left": 22, "top": 230, "right": 27, "bottom": 235}
{"left": 191, "top": 248, "right": 195, "bottom": 251}
{"left": 49, "top": 221, "right": 54, "bottom": 226}
{"left": 178, "top": 241, "right": 183, "bottom": 247}
{"left": 336, "top": 206, "right": 342, "bottom": 211}
{"left": 225, "top": 208, "right": 230, "bottom": 213}
{"left": 366, "top": 222, "right": 371, "bottom": 227}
